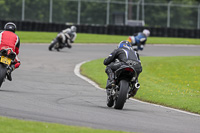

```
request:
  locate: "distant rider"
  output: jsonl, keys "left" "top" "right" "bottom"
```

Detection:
{"left": 53, "top": 26, "right": 77, "bottom": 49}
{"left": 0, "top": 22, "right": 21, "bottom": 81}
{"left": 103, "top": 41, "right": 142, "bottom": 96}
{"left": 127, "top": 29, "right": 150, "bottom": 51}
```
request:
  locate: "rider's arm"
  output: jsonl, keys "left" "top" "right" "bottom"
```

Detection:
{"left": 14, "top": 37, "right": 21, "bottom": 69}
{"left": 104, "top": 49, "right": 117, "bottom": 65}
{"left": 140, "top": 37, "right": 147, "bottom": 45}
{"left": 138, "top": 37, "right": 146, "bottom": 50}
{"left": 135, "top": 52, "right": 141, "bottom": 62}
{"left": 14, "top": 57, "right": 20, "bottom": 69}
{"left": 71, "top": 33, "right": 77, "bottom": 43}
{"left": 15, "top": 37, "right": 20, "bottom": 55}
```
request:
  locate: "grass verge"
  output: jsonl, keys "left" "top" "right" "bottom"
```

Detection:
{"left": 0, "top": 116, "right": 132, "bottom": 133}
{"left": 16, "top": 31, "right": 200, "bottom": 45}
{"left": 81, "top": 56, "right": 200, "bottom": 114}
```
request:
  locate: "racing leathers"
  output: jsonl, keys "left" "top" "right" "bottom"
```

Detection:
{"left": 103, "top": 46, "right": 142, "bottom": 88}
{"left": 56, "top": 28, "right": 77, "bottom": 49}
{"left": 0, "top": 30, "right": 21, "bottom": 81}
{"left": 127, "top": 32, "right": 147, "bottom": 51}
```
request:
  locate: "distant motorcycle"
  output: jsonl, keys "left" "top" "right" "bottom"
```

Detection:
{"left": 48, "top": 36, "right": 71, "bottom": 51}
{"left": 106, "top": 61, "right": 140, "bottom": 110}
{"left": 0, "top": 49, "right": 16, "bottom": 87}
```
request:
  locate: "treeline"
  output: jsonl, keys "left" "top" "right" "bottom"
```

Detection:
{"left": 0, "top": 0, "right": 200, "bottom": 29}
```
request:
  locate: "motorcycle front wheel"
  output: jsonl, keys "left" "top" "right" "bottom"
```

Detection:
{"left": 48, "top": 40, "right": 58, "bottom": 51}
{"left": 114, "top": 80, "right": 129, "bottom": 110}
{"left": 0, "top": 64, "right": 7, "bottom": 87}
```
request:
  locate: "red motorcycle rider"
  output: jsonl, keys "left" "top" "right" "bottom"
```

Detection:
{"left": 0, "top": 22, "right": 21, "bottom": 81}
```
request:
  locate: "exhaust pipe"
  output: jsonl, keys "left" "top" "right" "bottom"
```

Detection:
{"left": 135, "top": 82, "right": 140, "bottom": 89}
{"left": 128, "top": 82, "right": 140, "bottom": 98}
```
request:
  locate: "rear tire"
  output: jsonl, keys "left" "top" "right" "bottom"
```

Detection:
{"left": 114, "top": 80, "right": 129, "bottom": 110}
{"left": 0, "top": 64, "right": 7, "bottom": 87}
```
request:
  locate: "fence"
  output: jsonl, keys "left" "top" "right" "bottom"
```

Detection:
{"left": 0, "top": 20, "right": 199, "bottom": 38}
{"left": 1, "top": 0, "right": 200, "bottom": 29}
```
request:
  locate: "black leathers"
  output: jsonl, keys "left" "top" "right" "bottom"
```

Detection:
{"left": 104, "top": 47, "right": 142, "bottom": 73}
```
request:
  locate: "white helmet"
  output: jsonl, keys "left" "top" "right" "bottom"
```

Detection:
{"left": 143, "top": 29, "right": 150, "bottom": 37}
{"left": 71, "top": 26, "right": 77, "bottom": 32}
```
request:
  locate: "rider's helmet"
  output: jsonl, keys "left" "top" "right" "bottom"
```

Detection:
{"left": 4, "top": 22, "right": 17, "bottom": 33}
{"left": 71, "top": 26, "right": 77, "bottom": 32}
{"left": 143, "top": 29, "right": 150, "bottom": 37}
{"left": 118, "top": 41, "right": 131, "bottom": 48}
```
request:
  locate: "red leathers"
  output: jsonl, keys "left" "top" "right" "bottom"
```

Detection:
{"left": 0, "top": 30, "right": 20, "bottom": 69}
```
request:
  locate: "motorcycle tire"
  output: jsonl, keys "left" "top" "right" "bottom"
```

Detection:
{"left": 48, "top": 40, "right": 58, "bottom": 51}
{"left": 0, "top": 64, "right": 7, "bottom": 87}
{"left": 114, "top": 80, "right": 129, "bottom": 110}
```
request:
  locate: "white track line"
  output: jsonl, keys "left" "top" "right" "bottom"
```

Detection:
{"left": 74, "top": 60, "right": 104, "bottom": 91}
{"left": 74, "top": 61, "right": 200, "bottom": 117}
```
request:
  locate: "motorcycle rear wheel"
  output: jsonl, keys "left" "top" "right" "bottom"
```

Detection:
{"left": 114, "top": 80, "right": 129, "bottom": 110}
{"left": 0, "top": 64, "right": 7, "bottom": 87}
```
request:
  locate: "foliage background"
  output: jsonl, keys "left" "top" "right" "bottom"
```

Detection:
{"left": 1, "top": 0, "right": 200, "bottom": 29}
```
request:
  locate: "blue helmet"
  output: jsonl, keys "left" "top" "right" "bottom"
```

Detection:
{"left": 118, "top": 41, "right": 131, "bottom": 48}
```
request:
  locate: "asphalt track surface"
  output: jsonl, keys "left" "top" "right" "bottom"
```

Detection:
{"left": 0, "top": 43, "right": 200, "bottom": 133}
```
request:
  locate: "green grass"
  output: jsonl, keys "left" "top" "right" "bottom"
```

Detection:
{"left": 0, "top": 116, "right": 132, "bottom": 133}
{"left": 16, "top": 31, "right": 57, "bottom": 43}
{"left": 147, "top": 37, "right": 200, "bottom": 45}
{"left": 81, "top": 58, "right": 107, "bottom": 88}
{"left": 16, "top": 31, "right": 200, "bottom": 45}
{"left": 81, "top": 56, "right": 200, "bottom": 114}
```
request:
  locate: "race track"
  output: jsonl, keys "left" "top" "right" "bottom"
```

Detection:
{"left": 0, "top": 43, "right": 200, "bottom": 133}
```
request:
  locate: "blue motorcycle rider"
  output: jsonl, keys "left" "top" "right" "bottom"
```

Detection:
{"left": 127, "top": 29, "right": 150, "bottom": 51}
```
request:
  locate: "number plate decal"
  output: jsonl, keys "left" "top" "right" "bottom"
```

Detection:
{"left": 0, "top": 56, "right": 12, "bottom": 65}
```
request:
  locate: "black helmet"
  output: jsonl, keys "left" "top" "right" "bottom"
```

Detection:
{"left": 4, "top": 22, "right": 16, "bottom": 33}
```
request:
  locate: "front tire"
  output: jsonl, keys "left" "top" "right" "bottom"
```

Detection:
{"left": 0, "top": 64, "right": 7, "bottom": 87}
{"left": 114, "top": 80, "right": 129, "bottom": 110}
{"left": 49, "top": 40, "right": 58, "bottom": 51}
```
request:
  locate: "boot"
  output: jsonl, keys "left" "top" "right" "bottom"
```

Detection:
{"left": 105, "top": 67, "right": 115, "bottom": 89}
{"left": 106, "top": 78, "right": 115, "bottom": 89}
{"left": 6, "top": 70, "right": 12, "bottom": 81}
{"left": 106, "top": 86, "right": 112, "bottom": 96}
